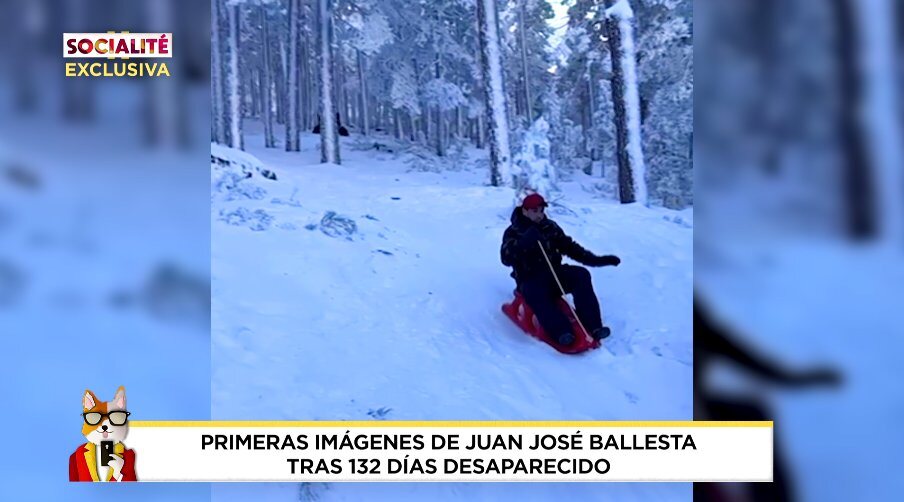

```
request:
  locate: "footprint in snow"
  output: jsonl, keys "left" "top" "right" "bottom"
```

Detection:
{"left": 651, "top": 345, "right": 692, "bottom": 367}
{"left": 367, "top": 407, "right": 392, "bottom": 420}
{"left": 604, "top": 335, "right": 634, "bottom": 357}
{"left": 299, "top": 482, "right": 329, "bottom": 501}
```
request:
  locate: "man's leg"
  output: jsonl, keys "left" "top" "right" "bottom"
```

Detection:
{"left": 702, "top": 396, "right": 794, "bottom": 502}
{"left": 560, "top": 265, "right": 603, "bottom": 333}
{"left": 519, "top": 276, "right": 573, "bottom": 341}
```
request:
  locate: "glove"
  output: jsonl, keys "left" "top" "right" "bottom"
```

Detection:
{"left": 788, "top": 367, "right": 842, "bottom": 388}
{"left": 587, "top": 254, "right": 620, "bottom": 267}
{"left": 517, "top": 226, "right": 542, "bottom": 250}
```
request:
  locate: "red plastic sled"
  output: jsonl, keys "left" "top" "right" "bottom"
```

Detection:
{"left": 502, "top": 291, "right": 601, "bottom": 354}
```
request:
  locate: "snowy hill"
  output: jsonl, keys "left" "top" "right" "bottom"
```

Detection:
{"left": 211, "top": 130, "right": 693, "bottom": 501}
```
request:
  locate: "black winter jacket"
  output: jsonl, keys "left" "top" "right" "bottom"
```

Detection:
{"left": 500, "top": 207, "right": 596, "bottom": 283}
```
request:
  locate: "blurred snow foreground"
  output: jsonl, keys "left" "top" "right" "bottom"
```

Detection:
{"left": 0, "top": 94, "right": 211, "bottom": 502}
{"left": 211, "top": 136, "right": 693, "bottom": 501}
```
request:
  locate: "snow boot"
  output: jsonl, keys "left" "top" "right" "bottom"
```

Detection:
{"left": 557, "top": 332, "right": 575, "bottom": 346}
{"left": 591, "top": 327, "right": 611, "bottom": 341}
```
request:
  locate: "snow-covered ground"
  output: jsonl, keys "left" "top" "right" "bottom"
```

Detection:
{"left": 212, "top": 125, "right": 693, "bottom": 501}
{"left": 0, "top": 83, "right": 211, "bottom": 501}
{"left": 698, "top": 244, "right": 904, "bottom": 502}
{"left": 696, "top": 183, "right": 904, "bottom": 502}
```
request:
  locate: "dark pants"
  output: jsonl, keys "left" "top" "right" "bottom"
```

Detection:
{"left": 519, "top": 264, "right": 602, "bottom": 337}
{"left": 695, "top": 396, "right": 794, "bottom": 502}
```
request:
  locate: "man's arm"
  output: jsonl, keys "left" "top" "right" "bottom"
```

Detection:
{"left": 696, "top": 301, "right": 840, "bottom": 387}
{"left": 502, "top": 225, "right": 546, "bottom": 269}
{"left": 546, "top": 221, "right": 595, "bottom": 263}
{"left": 500, "top": 227, "right": 520, "bottom": 266}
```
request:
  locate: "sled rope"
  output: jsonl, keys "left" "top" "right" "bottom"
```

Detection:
{"left": 537, "top": 241, "right": 591, "bottom": 340}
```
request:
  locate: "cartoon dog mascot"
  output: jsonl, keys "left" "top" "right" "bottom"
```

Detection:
{"left": 69, "top": 386, "right": 137, "bottom": 481}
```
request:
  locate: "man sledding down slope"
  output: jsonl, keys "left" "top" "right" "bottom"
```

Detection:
{"left": 501, "top": 193, "right": 621, "bottom": 345}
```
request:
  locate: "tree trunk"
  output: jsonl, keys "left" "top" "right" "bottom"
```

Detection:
{"left": 145, "top": 0, "right": 185, "bottom": 148}
{"left": 477, "top": 0, "right": 514, "bottom": 187}
{"left": 858, "top": 0, "right": 903, "bottom": 243}
{"left": 604, "top": 0, "right": 646, "bottom": 204}
{"left": 10, "top": 1, "right": 39, "bottom": 113}
{"left": 248, "top": 69, "right": 259, "bottom": 117}
{"left": 260, "top": 3, "right": 275, "bottom": 148}
{"left": 342, "top": 62, "right": 351, "bottom": 131}
{"left": 226, "top": 1, "right": 242, "bottom": 150}
{"left": 831, "top": 0, "right": 877, "bottom": 238}
{"left": 335, "top": 52, "right": 346, "bottom": 130}
{"left": 357, "top": 49, "right": 369, "bottom": 136}
{"left": 394, "top": 108, "right": 401, "bottom": 139}
{"left": 300, "top": 26, "right": 311, "bottom": 131}
{"left": 410, "top": 58, "right": 427, "bottom": 143}
{"left": 473, "top": 13, "right": 486, "bottom": 149}
{"left": 319, "top": 0, "right": 340, "bottom": 163}
{"left": 62, "top": 0, "right": 94, "bottom": 121}
{"left": 276, "top": 39, "right": 287, "bottom": 125}
{"left": 211, "top": 0, "right": 225, "bottom": 142}
{"left": 586, "top": 60, "right": 597, "bottom": 168}
{"left": 435, "top": 59, "right": 445, "bottom": 156}
{"left": 285, "top": 0, "right": 300, "bottom": 151}
{"left": 304, "top": 26, "right": 314, "bottom": 131}
{"left": 508, "top": 86, "right": 518, "bottom": 131}
{"left": 580, "top": 86, "right": 590, "bottom": 158}
{"left": 518, "top": 0, "right": 533, "bottom": 123}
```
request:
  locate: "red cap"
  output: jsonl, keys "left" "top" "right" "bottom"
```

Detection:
{"left": 521, "top": 193, "right": 547, "bottom": 210}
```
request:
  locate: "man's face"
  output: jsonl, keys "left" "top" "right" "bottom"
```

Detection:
{"left": 522, "top": 205, "right": 546, "bottom": 223}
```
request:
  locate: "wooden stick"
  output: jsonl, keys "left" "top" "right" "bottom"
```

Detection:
{"left": 537, "top": 241, "right": 591, "bottom": 340}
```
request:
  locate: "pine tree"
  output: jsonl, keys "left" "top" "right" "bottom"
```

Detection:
{"left": 635, "top": 0, "right": 692, "bottom": 208}
{"left": 285, "top": 0, "right": 301, "bottom": 151}
{"left": 145, "top": 0, "right": 186, "bottom": 148}
{"left": 477, "top": 0, "right": 514, "bottom": 188}
{"left": 226, "top": 0, "right": 243, "bottom": 150}
{"left": 604, "top": 0, "right": 646, "bottom": 204}
{"left": 318, "top": 0, "right": 340, "bottom": 163}
{"left": 206, "top": 0, "right": 693, "bottom": 210}
{"left": 350, "top": 8, "right": 393, "bottom": 137}
{"left": 259, "top": 0, "right": 276, "bottom": 148}
{"left": 212, "top": 0, "right": 226, "bottom": 144}
{"left": 390, "top": 62, "right": 421, "bottom": 141}
{"left": 62, "top": 0, "right": 94, "bottom": 121}
{"left": 515, "top": 117, "right": 557, "bottom": 197}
